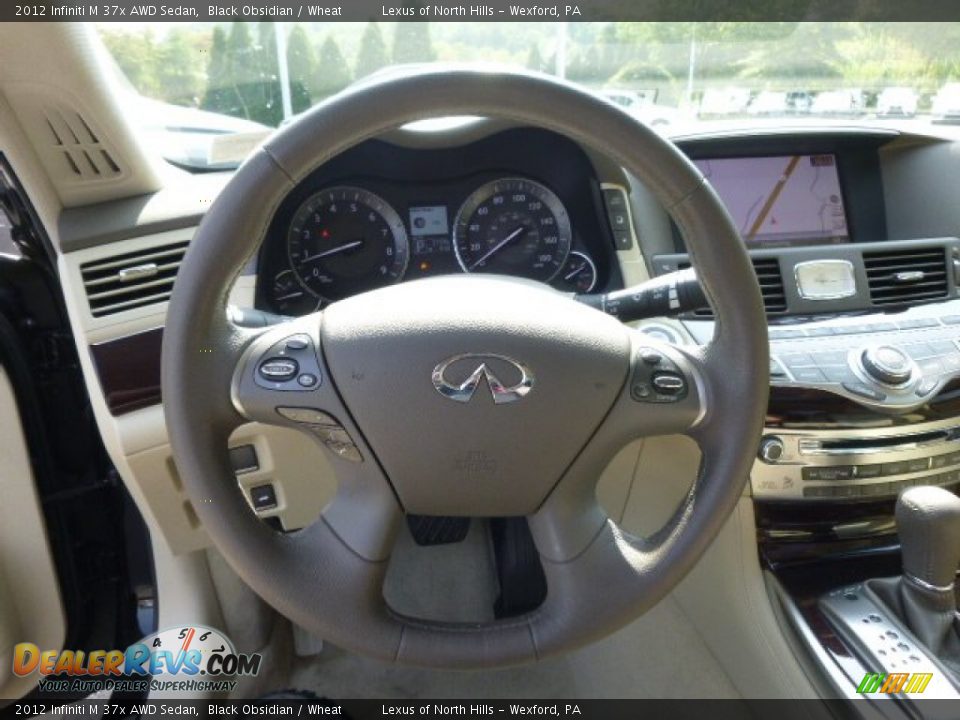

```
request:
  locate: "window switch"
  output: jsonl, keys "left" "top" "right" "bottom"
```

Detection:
{"left": 250, "top": 484, "right": 278, "bottom": 511}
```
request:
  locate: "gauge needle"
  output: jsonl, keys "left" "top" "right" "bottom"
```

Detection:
{"left": 468, "top": 225, "right": 527, "bottom": 271}
{"left": 564, "top": 262, "right": 586, "bottom": 281}
{"left": 301, "top": 239, "right": 364, "bottom": 262}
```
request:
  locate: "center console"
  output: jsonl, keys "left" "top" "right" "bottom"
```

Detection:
{"left": 648, "top": 134, "right": 960, "bottom": 711}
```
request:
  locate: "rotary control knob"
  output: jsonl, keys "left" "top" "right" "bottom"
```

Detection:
{"left": 861, "top": 345, "right": 912, "bottom": 385}
{"left": 758, "top": 436, "right": 785, "bottom": 463}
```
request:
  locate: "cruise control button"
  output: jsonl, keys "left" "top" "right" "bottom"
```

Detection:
{"left": 297, "top": 373, "right": 319, "bottom": 388}
{"left": 327, "top": 441, "right": 363, "bottom": 463}
{"left": 651, "top": 372, "right": 686, "bottom": 395}
{"left": 285, "top": 335, "right": 310, "bottom": 350}
{"left": 259, "top": 357, "right": 298, "bottom": 381}
{"left": 640, "top": 350, "right": 663, "bottom": 366}
{"left": 842, "top": 381, "right": 887, "bottom": 401}
{"left": 276, "top": 407, "right": 338, "bottom": 425}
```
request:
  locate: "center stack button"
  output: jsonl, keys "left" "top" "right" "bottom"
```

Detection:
{"left": 860, "top": 345, "right": 913, "bottom": 386}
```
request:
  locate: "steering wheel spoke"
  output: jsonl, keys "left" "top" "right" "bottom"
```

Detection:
{"left": 231, "top": 313, "right": 367, "bottom": 464}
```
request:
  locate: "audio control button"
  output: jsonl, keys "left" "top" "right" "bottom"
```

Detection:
{"left": 803, "top": 466, "right": 854, "bottom": 481}
{"left": 861, "top": 346, "right": 912, "bottom": 385}
{"left": 855, "top": 463, "right": 883, "bottom": 479}
{"left": 792, "top": 367, "right": 827, "bottom": 383}
{"left": 917, "top": 377, "right": 939, "bottom": 397}
{"left": 758, "top": 437, "right": 785, "bottom": 463}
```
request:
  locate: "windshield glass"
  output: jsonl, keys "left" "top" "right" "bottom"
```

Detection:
{"left": 97, "top": 22, "right": 960, "bottom": 169}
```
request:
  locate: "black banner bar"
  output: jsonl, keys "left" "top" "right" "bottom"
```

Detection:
{"left": 4, "top": 699, "right": 960, "bottom": 720}
{"left": 3, "top": 0, "right": 960, "bottom": 23}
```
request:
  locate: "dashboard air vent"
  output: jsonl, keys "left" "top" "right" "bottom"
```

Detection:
{"left": 680, "top": 257, "right": 787, "bottom": 316}
{"left": 43, "top": 106, "right": 122, "bottom": 181}
{"left": 81, "top": 240, "right": 189, "bottom": 317}
{"left": 864, "top": 247, "right": 948, "bottom": 306}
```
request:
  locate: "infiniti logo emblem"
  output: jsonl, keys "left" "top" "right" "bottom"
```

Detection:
{"left": 432, "top": 354, "right": 534, "bottom": 405}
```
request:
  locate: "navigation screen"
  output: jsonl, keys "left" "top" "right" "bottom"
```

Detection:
{"left": 693, "top": 155, "right": 849, "bottom": 247}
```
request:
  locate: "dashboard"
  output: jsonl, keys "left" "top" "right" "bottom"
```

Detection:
{"left": 255, "top": 128, "right": 624, "bottom": 315}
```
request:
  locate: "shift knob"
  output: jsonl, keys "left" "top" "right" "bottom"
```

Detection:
{"left": 896, "top": 486, "right": 960, "bottom": 590}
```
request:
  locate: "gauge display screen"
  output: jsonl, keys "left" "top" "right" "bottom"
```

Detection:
{"left": 409, "top": 205, "right": 449, "bottom": 237}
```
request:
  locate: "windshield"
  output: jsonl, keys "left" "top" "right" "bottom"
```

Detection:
{"left": 97, "top": 22, "right": 960, "bottom": 169}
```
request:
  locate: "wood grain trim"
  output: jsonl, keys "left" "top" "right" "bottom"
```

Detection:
{"left": 89, "top": 327, "right": 163, "bottom": 416}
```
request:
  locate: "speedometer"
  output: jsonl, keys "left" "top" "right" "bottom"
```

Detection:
{"left": 287, "top": 186, "right": 409, "bottom": 302}
{"left": 452, "top": 178, "right": 572, "bottom": 283}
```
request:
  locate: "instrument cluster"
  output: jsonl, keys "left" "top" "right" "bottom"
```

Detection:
{"left": 256, "top": 129, "right": 619, "bottom": 316}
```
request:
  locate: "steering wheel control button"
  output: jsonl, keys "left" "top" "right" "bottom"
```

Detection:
{"left": 861, "top": 345, "right": 912, "bottom": 385}
{"left": 254, "top": 334, "right": 324, "bottom": 392}
{"left": 259, "top": 357, "right": 298, "bottom": 381}
{"left": 651, "top": 372, "right": 686, "bottom": 395}
{"left": 327, "top": 441, "right": 363, "bottom": 463}
{"left": 842, "top": 381, "right": 888, "bottom": 402}
{"left": 275, "top": 405, "right": 364, "bottom": 462}
{"left": 630, "top": 347, "right": 688, "bottom": 403}
{"left": 641, "top": 350, "right": 663, "bottom": 366}
{"left": 276, "top": 407, "right": 338, "bottom": 425}
{"left": 631, "top": 382, "right": 651, "bottom": 399}
{"left": 250, "top": 484, "right": 278, "bottom": 511}
{"left": 758, "top": 437, "right": 785, "bottom": 463}
{"left": 285, "top": 335, "right": 310, "bottom": 350}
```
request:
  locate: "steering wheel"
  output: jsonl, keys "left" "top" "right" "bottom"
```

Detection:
{"left": 161, "top": 69, "right": 768, "bottom": 669}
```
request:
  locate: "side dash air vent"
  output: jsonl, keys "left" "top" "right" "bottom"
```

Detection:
{"left": 679, "top": 257, "right": 787, "bottom": 316}
{"left": 42, "top": 105, "right": 122, "bottom": 181}
{"left": 81, "top": 241, "right": 189, "bottom": 317}
{"left": 864, "top": 247, "right": 949, "bottom": 306}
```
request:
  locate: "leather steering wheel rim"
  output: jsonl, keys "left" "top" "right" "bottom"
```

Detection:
{"left": 161, "top": 68, "right": 769, "bottom": 669}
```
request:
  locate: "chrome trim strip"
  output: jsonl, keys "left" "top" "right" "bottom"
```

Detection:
{"left": 904, "top": 573, "right": 955, "bottom": 595}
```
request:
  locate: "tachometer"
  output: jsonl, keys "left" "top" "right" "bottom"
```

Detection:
{"left": 452, "top": 177, "right": 572, "bottom": 282}
{"left": 287, "top": 186, "right": 409, "bottom": 302}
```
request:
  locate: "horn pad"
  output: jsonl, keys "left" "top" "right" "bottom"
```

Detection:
{"left": 321, "top": 275, "right": 630, "bottom": 516}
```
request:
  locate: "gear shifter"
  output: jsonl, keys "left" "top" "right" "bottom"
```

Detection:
{"left": 895, "top": 486, "right": 960, "bottom": 656}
